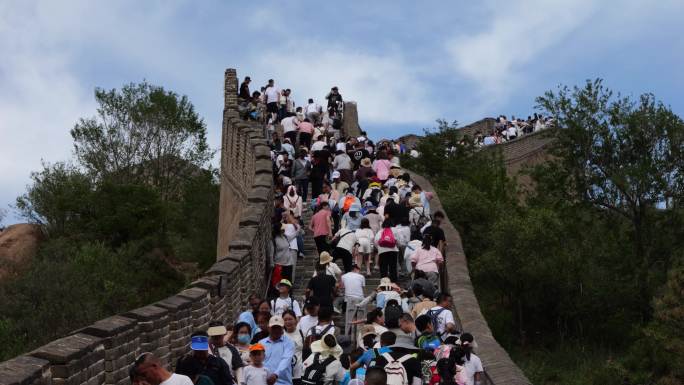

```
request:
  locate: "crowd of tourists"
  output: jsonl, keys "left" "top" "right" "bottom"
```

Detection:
{"left": 474, "top": 113, "right": 554, "bottom": 146}
{"left": 128, "top": 78, "right": 484, "bottom": 385}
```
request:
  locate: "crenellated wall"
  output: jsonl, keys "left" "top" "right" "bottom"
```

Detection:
{"left": 409, "top": 172, "right": 533, "bottom": 385}
{"left": 0, "top": 68, "right": 274, "bottom": 385}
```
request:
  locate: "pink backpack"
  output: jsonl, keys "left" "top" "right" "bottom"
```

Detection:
{"left": 378, "top": 228, "right": 397, "bottom": 248}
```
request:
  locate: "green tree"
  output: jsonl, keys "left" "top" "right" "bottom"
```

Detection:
{"left": 536, "top": 79, "right": 684, "bottom": 311}
{"left": 15, "top": 162, "right": 93, "bottom": 236}
{"left": 71, "top": 82, "right": 213, "bottom": 204}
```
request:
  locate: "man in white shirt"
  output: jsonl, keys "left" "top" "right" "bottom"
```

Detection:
{"left": 297, "top": 297, "right": 320, "bottom": 335}
{"left": 428, "top": 292, "right": 458, "bottom": 340}
{"left": 271, "top": 279, "right": 302, "bottom": 317}
{"left": 281, "top": 114, "right": 300, "bottom": 144}
{"left": 264, "top": 79, "right": 280, "bottom": 121}
{"left": 130, "top": 352, "right": 193, "bottom": 385}
{"left": 340, "top": 264, "right": 365, "bottom": 300}
{"left": 311, "top": 136, "right": 327, "bottom": 152}
{"left": 305, "top": 98, "right": 322, "bottom": 123}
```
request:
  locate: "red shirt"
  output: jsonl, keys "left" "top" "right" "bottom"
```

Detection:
{"left": 297, "top": 121, "right": 314, "bottom": 134}
{"left": 310, "top": 209, "right": 331, "bottom": 237}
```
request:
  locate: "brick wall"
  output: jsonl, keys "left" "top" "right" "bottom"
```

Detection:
{"left": 0, "top": 68, "right": 274, "bottom": 385}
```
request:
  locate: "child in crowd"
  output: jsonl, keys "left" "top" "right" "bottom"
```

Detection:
{"left": 240, "top": 343, "right": 270, "bottom": 385}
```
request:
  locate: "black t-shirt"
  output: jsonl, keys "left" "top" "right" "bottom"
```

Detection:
{"left": 423, "top": 225, "right": 445, "bottom": 248}
{"left": 307, "top": 274, "right": 337, "bottom": 307}
{"left": 371, "top": 350, "right": 421, "bottom": 383}
{"left": 350, "top": 149, "right": 370, "bottom": 168}
{"left": 176, "top": 354, "right": 233, "bottom": 385}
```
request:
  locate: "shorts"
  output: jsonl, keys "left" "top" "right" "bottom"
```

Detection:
{"left": 357, "top": 239, "right": 372, "bottom": 254}
{"left": 267, "top": 102, "right": 278, "bottom": 113}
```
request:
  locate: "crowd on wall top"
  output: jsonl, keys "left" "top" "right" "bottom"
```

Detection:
{"left": 125, "top": 77, "right": 488, "bottom": 385}
{"left": 473, "top": 114, "right": 554, "bottom": 146}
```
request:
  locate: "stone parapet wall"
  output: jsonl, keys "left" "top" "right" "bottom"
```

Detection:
{"left": 0, "top": 68, "right": 274, "bottom": 385}
{"left": 409, "top": 172, "right": 532, "bottom": 385}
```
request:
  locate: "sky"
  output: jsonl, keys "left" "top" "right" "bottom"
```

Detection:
{"left": 1, "top": 0, "right": 683, "bottom": 225}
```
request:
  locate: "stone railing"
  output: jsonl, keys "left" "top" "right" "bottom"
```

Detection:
{"left": 409, "top": 172, "right": 532, "bottom": 385}
{"left": 0, "top": 68, "right": 274, "bottom": 385}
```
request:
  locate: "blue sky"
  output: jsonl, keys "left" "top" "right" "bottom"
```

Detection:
{"left": 1, "top": 0, "right": 683, "bottom": 224}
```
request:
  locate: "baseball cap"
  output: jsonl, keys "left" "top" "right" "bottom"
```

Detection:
{"left": 268, "top": 315, "right": 285, "bottom": 328}
{"left": 277, "top": 279, "right": 292, "bottom": 288}
{"left": 332, "top": 171, "right": 341, "bottom": 179}
{"left": 249, "top": 343, "right": 265, "bottom": 352}
{"left": 190, "top": 335, "right": 209, "bottom": 351}
{"left": 207, "top": 325, "right": 228, "bottom": 337}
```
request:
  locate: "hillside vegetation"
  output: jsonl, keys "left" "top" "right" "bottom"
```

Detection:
{"left": 0, "top": 82, "right": 219, "bottom": 361}
{"left": 403, "top": 80, "right": 684, "bottom": 385}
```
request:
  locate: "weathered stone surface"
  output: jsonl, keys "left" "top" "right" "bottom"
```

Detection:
{"left": 0, "top": 355, "right": 50, "bottom": 385}
{"left": 155, "top": 294, "right": 193, "bottom": 312}
{"left": 31, "top": 333, "right": 102, "bottom": 365}
{"left": 205, "top": 258, "right": 240, "bottom": 276}
{"left": 124, "top": 305, "right": 168, "bottom": 322}
{"left": 80, "top": 315, "right": 136, "bottom": 340}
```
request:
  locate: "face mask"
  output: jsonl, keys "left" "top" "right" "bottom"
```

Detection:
{"left": 238, "top": 334, "right": 251, "bottom": 344}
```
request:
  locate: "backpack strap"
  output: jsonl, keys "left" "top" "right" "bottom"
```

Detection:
{"left": 397, "top": 354, "right": 412, "bottom": 363}
{"left": 382, "top": 352, "right": 394, "bottom": 362}
{"left": 320, "top": 324, "right": 334, "bottom": 336}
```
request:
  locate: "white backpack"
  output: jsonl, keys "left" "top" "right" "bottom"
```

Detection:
{"left": 382, "top": 352, "right": 411, "bottom": 385}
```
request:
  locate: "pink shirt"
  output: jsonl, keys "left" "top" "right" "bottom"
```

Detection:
{"left": 297, "top": 122, "right": 314, "bottom": 134}
{"left": 310, "top": 209, "right": 331, "bottom": 237}
{"left": 410, "top": 246, "right": 443, "bottom": 273}
{"left": 373, "top": 159, "right": 392, "bottom": 180}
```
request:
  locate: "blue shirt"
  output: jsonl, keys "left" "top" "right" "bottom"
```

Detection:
{"left": 356, "top": 346, "right": 391, "bottom": 366}
{"left": 260, "top": 335, "right": 295, "bottom": 385}
{"left": 342, "top": 367, "right": 365, "bottom": 385}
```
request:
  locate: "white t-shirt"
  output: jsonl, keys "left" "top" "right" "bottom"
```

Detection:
{"left": 341, "top": 272, "right": 365, "bottom": 299}
{"left": 241, "top": 365, "right": 270, "bottom": 385}
{"left": 285, "top": 330, "right": 304, "bottom": 379}
{"left": 302, "top": 353, "right": 345, "bottom": 385}
{"left": 463, "top": 353, "right": 484, "bottom": 385}
{"left": 161, "top": 373, "right": 194, "bottom": 385}
{"left": 297, "top": 315, "right": 318, "bottom": 334}
{"left": 336, "top": 142, "right": 347, "bottom": 153}
{"left": 271, "top": 296, "right": 302, "bottom": 317}
{"left": 265, "top": 86, "right": 280, "bottom": 103}
{"left": 304, "top": 323, "right": 336, "bottom": 339}
{"left": 334, "top": 229, "right": 357, "bottom": 252}
{"left": 284, "top": 223, "right": 299, "bottom": 251}
{"left": 281, "top": 116, "right": 299, "bottom": 133}
{"left": 311, "top": 140, "right": 326, "bottom": 152}
{"left": 305, "top": 103, "right": 321, "bottom": 114}
{"left": 429, "top": 306, "right": 455, "bottom": 336}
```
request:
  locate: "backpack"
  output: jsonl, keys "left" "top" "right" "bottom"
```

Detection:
{"left": 302, "top": 353, "right": 336, "bottom": 385}
{"left": 427, "top": 308, "right": 446, "bottom": 337}
{"left": 410, "top": 208, "right": 430, "bottom": 234}
{"left": 271, "top": 297, "right": 294, "bottom": 315}
{"left": 384, "top": 302, "right": 404, "bottom": 328}
{"left": 378, "top": 227, "right": 397, "bottom": 248}
{"left": 369, "top": 189, "right": 382, "bottom": 206}
{"left": 417, "top": 333, "right": 441, "bottom": 352}
{"left": 382, "top": 352, "right": 412, "bottom": 385}
{"left": 302, "top": 324, "right": 334, "bottom": 360}
{"left": 342, "top": 196, "right": 355, "bottom": 212}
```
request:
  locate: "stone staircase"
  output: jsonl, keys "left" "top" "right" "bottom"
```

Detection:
{"left": 291, "top": 207, "right": 408, "bottom": 335}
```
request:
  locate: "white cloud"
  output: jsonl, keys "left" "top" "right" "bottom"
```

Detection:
{"left": 248, "top": 41, "right": 437, "bottom": 125}
{"left": 446, "top": 0, "right": 597, "bottom": 102}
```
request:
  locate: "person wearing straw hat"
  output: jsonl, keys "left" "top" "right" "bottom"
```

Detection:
{"left": 176, "top": 331, "right": 234, "bottom": 385}
{"left": 313, "top": 251, "right": 343, "bottom": 282}
{"left": 271, "top": 279, "right": 302, "bottom": 317}
{"left": 301, "top": 334, "right": 346, "bottom": 385}
{"left": 208, "top": 321, "right": 244, "bottom": 383}
{"left": 259, "top": 315, "right": 295, "bottom": 385}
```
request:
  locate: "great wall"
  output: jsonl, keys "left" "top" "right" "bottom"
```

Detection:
{"left": 0, "top": 68, "right": 550, "bottom": 385}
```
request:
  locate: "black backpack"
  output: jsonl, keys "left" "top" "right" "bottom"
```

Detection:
{"left": 369, "top": 188, "right": 382, "bottom": 206}
{"left": 302, "top": 353, "right": 336, "bottom": 385}
{"left": 302, "top": 324, "right": 334, "bottom": 360}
